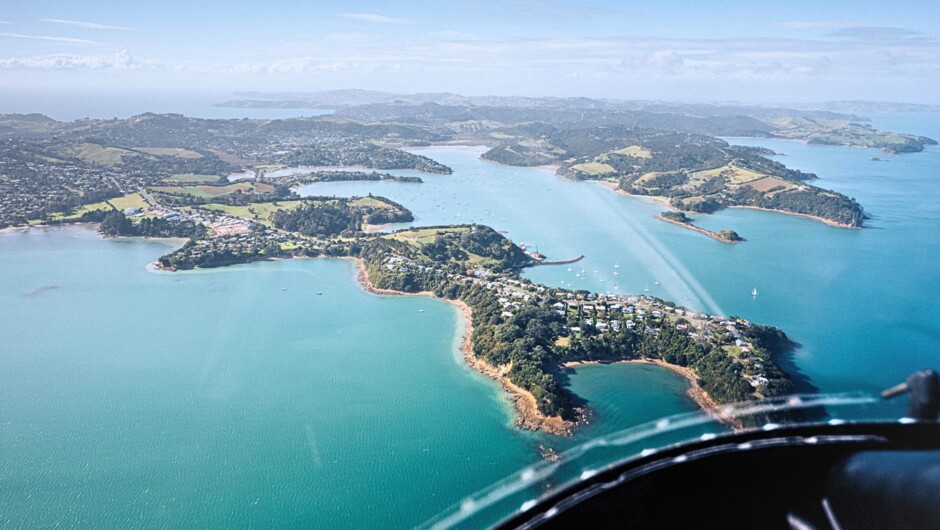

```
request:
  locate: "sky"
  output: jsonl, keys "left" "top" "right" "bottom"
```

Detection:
{"left": 1, "top": 0, "right": 938, "bottom": 114}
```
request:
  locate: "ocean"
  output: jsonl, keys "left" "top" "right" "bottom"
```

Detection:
{"left": 2, "top": 112, "right": 938, "bottom": 527}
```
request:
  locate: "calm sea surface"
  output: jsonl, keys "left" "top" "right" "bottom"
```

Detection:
{"left": 2, "top": 113, "right": 938, "bottom": 526}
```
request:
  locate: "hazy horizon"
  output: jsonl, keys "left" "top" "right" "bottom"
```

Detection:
{"left": 2, "top": 0, "right": 939, "bottom": 116}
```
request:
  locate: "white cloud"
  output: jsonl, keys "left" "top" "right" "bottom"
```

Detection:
{"left": 339, "top": 13, "right": 410, "bottom": 25}
{"left": 829, "top": 27, "right": 926, "bottom": 41}
{"left": 777, "top": 21, "right": 860, "bottom": 30}
{"left": 40, "top": 18, "right": 131, "bottom": 30}
{"left": 0, "top": 32, "right": 102, "bottom": 45}
{"left": 0, "top": 50, "right": 140, "bottom": 70}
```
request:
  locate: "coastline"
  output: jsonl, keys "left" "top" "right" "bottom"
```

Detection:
{"left": 563, "top": 358, "right": 722, "bottom": 418}
{"left": 363, "top": 223, "right": 391, "bottom": 234}
{"left": 478, "top": 154, "right": 561, "bottom": 174}
{"left": 593, "top": 180, "right": 860, "bottom": 229}
{"left": 655, "top": 215, "right": 741, "bottom": 244}
{"left": 593, "top": 181, "right": 673, "bottom": 208}
{"left": 350, "top": 256, "right": 578, "bottom": 436}
{"left": 726, "top": 205, "right": 861, "bottom": 229}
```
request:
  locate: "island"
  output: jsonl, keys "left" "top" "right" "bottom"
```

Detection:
{"left": 656, "top": 210, "right": 743, "bottom": 244}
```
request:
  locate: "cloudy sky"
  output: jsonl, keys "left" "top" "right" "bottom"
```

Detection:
{"left": 1, "top": 0, "right": 939, "bottom": 112}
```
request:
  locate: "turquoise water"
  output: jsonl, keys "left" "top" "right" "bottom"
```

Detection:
{"left": 0, "top": 227, "right": 692, "bottom": 527}
{"left": 3, "top": 113, "right": 939, "bottom": 526}
{"left": 1, "top": 229, "right": 539, "bottom": 528}
{"left": 301, "top": 120, "right": 940, "bottom": 403}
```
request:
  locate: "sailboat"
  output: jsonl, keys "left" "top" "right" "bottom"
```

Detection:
{"left": 752, "top": 288, "right": 759, "bottom": 297}
{"left": 654, "top": 278, "right": 661, "bottom": 285}
{"left": 614, "top": 262, "right": 620, "bottom": 268}
{"left": 644, "top": 284, "right": 651, "bottom": 292}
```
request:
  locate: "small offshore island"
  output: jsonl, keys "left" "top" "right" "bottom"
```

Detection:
{"left": 656, "top": 210, "right": 743, "bottom": 244}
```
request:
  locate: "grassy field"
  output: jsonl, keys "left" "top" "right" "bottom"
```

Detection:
{"left": 149, "top": 182, "right": 274, "bottom": 198}
{"left": 612, "top": 145, "right": 652, "bottom": 158}
{"left": 161, "top": 173, "right": 221, "bottom": 184}
{"left": 688, "top": 164, "right": 764, "bottom": 186}
{"left": 136, "top": 147, "right": 203, "bottom": 159}
{"left": 47, "top": 192, "right": 148, "bottom": 221}
{"left": 206, "top": 149, "right": 256, "bottom": 166}
{"left": 68, "top": 143, "right": 136, "bottom": 165}
{"left": 743, "top": 176, "right": 797, "bottom": 195}
{"left": 137, "top": 147, "right": 202, "bottom": 159}
{"left": 109, "top": 193, "right": 149, "bottom": 211}
{"left": 571, "top": 162, "right": 616, "bottom": 175}
{"left": 385, "top": 227, "right": 470, "bottom": 246}
{"left": 201, "top": 200, "right": 304, "bottom": 225}
{"left": 636, "top": 171, "right": 669, "bottom": 184}
{"left": 350, "top": 197, "right": 397, "bottom": 209}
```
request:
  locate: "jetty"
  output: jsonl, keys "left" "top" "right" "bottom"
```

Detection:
{"left": 529, "top": 254, "right": 585, "bottom": 267}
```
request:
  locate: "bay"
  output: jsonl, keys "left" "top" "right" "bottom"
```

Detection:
{"left": 3, "top": 112, "right": 939, "bottom": 526}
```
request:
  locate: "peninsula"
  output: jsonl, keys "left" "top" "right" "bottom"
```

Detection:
{"left": 74, "top": 173, "right": 794, "bottom": 435}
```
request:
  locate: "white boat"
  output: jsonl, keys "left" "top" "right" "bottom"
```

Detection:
{"left": 644, "top": 284, "right": 651, "bottom": 292}
{"left": 614, "top": 262, "right": 620, "bottom": 268}
{"left": 752, "top": 288, "right": 759, "bottom": 297}
{"left": 654, "top": 278, "right": 661, "bottom": 285}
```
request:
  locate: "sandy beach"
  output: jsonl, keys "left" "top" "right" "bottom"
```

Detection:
{"left": 593, "top": 181, "right": 673, "bottom": 208}
{"left": 726, "top": 205, "right": 860, "bottom": 229}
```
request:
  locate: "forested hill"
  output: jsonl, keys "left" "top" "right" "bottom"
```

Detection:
{"left": 482, "top": 127, "right": 866, "bottom": 227}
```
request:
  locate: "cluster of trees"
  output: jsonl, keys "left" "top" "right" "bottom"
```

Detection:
{"left": 660, "top": 210, "right": 692, "bottom": 224}
{"left": 279, "top": 144, "right": 452, "bottom": 174}
{"left": 98, "top": 211, "right": 206, "bottom": 238}
{"left": 271, "top": 196, "right": 414, "bottom": 237}
{"left": 714, "top": 230, "right": 742, "bottom": 242}
{"left": 156, "top": 238, "right": 288, "bottom": 270}
{"left": 272, "top": 200, "right": 362, "bottom": 237}
{"left": 728, "top": 186, "right": 865, "bottom": 227}
{"left": 154, "top": 183, "right": 295, "bottom": 207}
{"left": 270, "top": 170, "right": 423, "bottom": 187}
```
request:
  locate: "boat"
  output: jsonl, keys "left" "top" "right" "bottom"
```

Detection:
{"left": 654, "top": 278, "right": 660, "bottom": 285}
{"left": 644, "top": 284, "right": 651, "bottom": 292}
{"left": 316, "top": 291, "right": 323, "bottom": 295}
{"left": 752, "top": 288, "right": 759, "bottom": 297}
{"left": 418, "top": 309, "right": 424, "bottom": 313}
{"left": 614, "top": 262, "right": 620, "bottom": 268}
